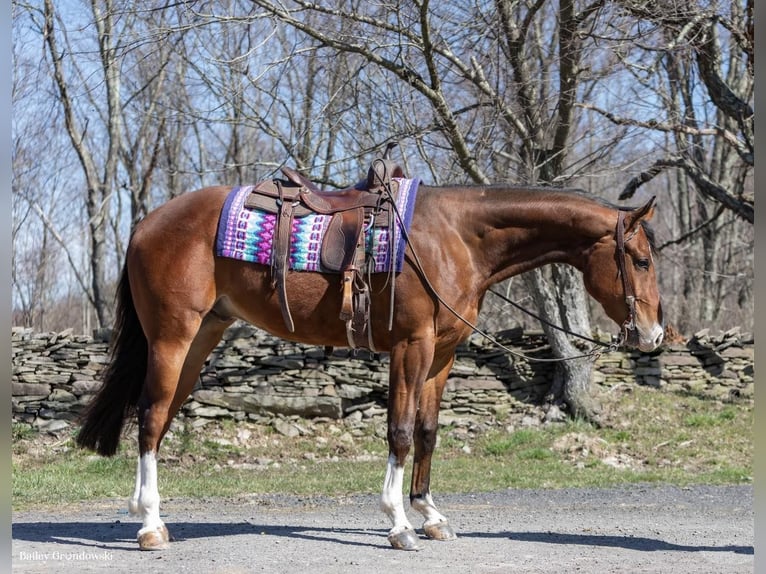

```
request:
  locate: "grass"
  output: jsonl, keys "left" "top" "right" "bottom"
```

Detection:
{"left": 12, "top": 384, "right": 753, "bottom": 511}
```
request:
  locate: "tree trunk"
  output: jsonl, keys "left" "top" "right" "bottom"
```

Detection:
{"left": 523, "top": 265, "right": 600, "bottom": 422}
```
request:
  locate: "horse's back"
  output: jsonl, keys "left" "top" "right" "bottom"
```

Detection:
{"left": 133, "top": 186, "right": 231, "bottom": 243}
{"left": 129, "top": 186, "right": 231, "bottom": 271}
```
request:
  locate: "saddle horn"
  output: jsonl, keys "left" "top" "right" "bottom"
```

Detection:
{"left": 382, "top": 141, "right": 398, "bottom": 159}
{"left": 367, "top": 142, "right": 405, "bottom": 192}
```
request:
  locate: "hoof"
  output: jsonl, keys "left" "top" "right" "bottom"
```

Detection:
{"left": 388, "top": 528, "right": 423, "bottom": 551}
{"left": 424, "top": 520, "right": 457, "bottom": 541}
{"left": 138, "top": 525, "right": 171, "bottom": 551}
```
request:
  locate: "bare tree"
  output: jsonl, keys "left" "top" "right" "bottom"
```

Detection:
{"left": 13, "top": 0, "right": 751, "bottom": 347}
{"left": 13, "top": 1, "right": 199, "bottom": 328}
{"left": 117, "top": 6, "right": 185, "bottom": 230}
{"left": 241, "top": 0, "right": 629, "bottom": 419}
{"left": 580, "top": 0, "right": 753, "bottom": 330}
{"left": 12, "top": 9, "right": 91, "bottom": 331}
{"left": 35, "top": 0, "right": 125, "bottom": 328}
{"left": 613, "top": 0, "right": 753, "bottom": 222}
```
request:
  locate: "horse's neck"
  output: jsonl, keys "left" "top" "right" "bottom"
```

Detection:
{"left": 453, "top": 187, "right": 613, "bottom": 288}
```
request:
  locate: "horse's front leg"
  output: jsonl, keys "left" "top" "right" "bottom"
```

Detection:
{"left": 410, "top": 356, "right": 457, "bottom": 541}
{"left": 380, "top": 336, "right": 435, "bottom": 551}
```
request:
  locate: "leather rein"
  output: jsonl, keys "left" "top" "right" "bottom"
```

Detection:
{"left": 393, "top": 204, "right": 641, "bottom": 363}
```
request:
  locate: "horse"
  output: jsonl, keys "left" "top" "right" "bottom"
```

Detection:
{"left": 75, "top": 178, "right": 663, "bottom": 552}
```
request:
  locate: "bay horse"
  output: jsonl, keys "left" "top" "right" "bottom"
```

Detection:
{"left": 76, "top": 180, "right": 663, "bottom": 552}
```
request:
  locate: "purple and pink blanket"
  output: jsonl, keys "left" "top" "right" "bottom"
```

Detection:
{"left": 215, "top": 178, "right": 419, "bottom": 273}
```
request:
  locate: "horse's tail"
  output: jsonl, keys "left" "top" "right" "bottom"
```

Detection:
{"left": 76, "top": 263, "right": 146, "bottom": 457}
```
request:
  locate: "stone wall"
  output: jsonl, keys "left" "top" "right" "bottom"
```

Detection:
{"left": 11, "top": 324, "right": 753, "bottom": 433}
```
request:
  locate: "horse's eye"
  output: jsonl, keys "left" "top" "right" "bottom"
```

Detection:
{"left": 635, "top": 258, "right": 650, "bottom": 271}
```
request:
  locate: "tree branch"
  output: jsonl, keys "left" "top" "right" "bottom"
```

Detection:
{"left": 620, "top": 157, "right": 753, "bottom": 223}
{"left": 695, "top": 19, "right": 754, "bottom": 125}
{"left": 20, "top": 195, "right": 96, "bottom": 307}
{"left": 43, "top": 0, "right": 99, "bottom": 183}
{"left": 656, "top": 205, "right": 725, "bottom": 251}
{"left": 576, "top": 101, "right": 752, "bottom": 165}
{"left": 249, "top": 0, "right": 489, "bottom": 183}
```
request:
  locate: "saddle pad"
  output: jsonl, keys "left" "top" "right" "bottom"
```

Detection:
{"left": 215, "top": 178, "right": 419, "bottom": 273}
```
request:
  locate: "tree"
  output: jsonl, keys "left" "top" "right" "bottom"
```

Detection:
{"left": 614, "top": 0, "right": 753, "bottom": 223}
{"left": 581, "top": 0, "right": 753, "bottom": 330}
{"left": 244, "top": 0, "right": 625, "bottom": 419}
{"left": 40, "top": 0, "right": 124, "bottom": 328}
{"left": 12, "top": 0, "right": 752, "bottom": 350}
{"left": 12, "top": 6, "right": 89, "bottom": 330}
{"left": 14, "top": 0, "right": 199, "bottom": 328}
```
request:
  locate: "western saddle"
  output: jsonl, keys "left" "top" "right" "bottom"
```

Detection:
{"left": 243, "top": 146, "right": 406, "bottom": 350}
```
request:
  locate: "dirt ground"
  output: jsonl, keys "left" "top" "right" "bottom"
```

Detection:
{"left": 12, "top": 484, "right": 753, "bottom": 573}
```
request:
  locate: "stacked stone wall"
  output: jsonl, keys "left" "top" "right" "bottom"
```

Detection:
{"left": 11, "top": 324, "right": 753, "bottom": 433}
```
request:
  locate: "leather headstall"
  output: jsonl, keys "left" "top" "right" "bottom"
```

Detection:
{"left": 615, "top": 210, "right": 639, "bottom": 347}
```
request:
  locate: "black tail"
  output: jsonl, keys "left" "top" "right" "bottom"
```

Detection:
{"left": 76, "top": 263, "right": 147, "bottom": 456}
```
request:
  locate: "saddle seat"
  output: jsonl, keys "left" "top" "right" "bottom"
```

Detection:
{"left": 280, "top": 157, "right": 406, "bottom": 197}
{"left": 242, "top": 154, "right": 407, "bottom": 350}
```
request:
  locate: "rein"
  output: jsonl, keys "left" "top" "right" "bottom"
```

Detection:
{"left": 486, "top": 288, "right": 612, "bottom": 349}
{"left": 388, "top": 199, "right": 638, "bottom": 364}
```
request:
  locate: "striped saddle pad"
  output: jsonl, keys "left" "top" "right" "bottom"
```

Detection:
{"left": 215, "top": 178, "right": 419, "bottom": 273}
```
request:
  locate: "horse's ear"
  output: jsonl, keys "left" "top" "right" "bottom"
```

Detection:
{"left": 623, "top": 196, "right": 656, "bottom": 231}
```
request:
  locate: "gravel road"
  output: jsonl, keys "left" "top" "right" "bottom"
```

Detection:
{"left": 12, "top": 485, "right": 753, "bottom": 573}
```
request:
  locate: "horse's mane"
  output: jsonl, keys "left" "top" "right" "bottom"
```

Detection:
{"left": 431, "top": 183, "right": 658, "bottom": 252}
{"left": 564, "top": 189, "right": 657, "bottom": 252}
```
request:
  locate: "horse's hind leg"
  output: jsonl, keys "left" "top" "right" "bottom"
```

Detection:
{"left": 409, "top": 357, "right": 457, "bottom": 541}
{"left": 131, "top": 335, "right": 191, "bottom": 550}
{"left": 132, "top": 311, "right": 233, "bottom": 550}
{"left": 128, "top": 312, "right": 233, "bottom": 514}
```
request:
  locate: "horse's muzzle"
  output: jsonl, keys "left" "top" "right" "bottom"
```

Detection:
{"left": 624, "top": 323, "right": 664, "bottom": 352}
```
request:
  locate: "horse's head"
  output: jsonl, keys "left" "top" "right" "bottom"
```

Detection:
{"left": 582, "top": 197, "right": 664, "bottom": 352}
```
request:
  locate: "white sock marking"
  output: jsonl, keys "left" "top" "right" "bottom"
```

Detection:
{"left": 411, "top": 491, "right": 448, "bottom": 527}
{"left": 136, "top": 451, "right": 166, "bottom": 536}
{"left": 128, "top": 455, "right": 141, "bottom": 516}
{"left": 380, "top": 454, "right": 413, "bottom": 534}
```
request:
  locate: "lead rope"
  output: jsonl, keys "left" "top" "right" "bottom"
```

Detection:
{"left": 486, "top": 287, "right": 615, "bottom": 349}
{"left": 386, "top": 197, "right": 625, "bottom": 364}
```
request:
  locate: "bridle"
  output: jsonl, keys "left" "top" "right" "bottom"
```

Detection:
{"left": 615, "top": 210, "right": 639, "bottom": 348}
